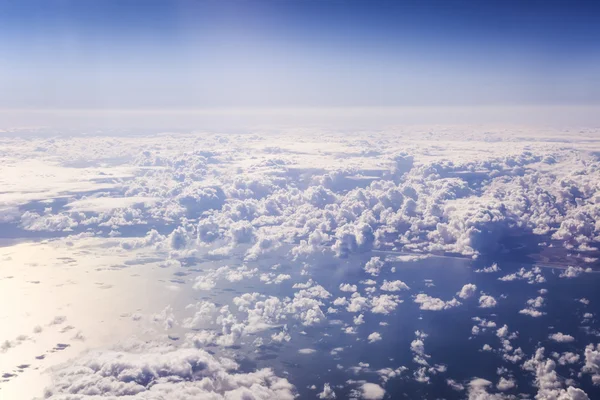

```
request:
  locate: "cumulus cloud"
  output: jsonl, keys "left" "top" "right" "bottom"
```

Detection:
{"left": 519, "top": 295, "right": 546, "bottom": 317}
{"left": 368, "top": 332, "right": 382, "bottom": 343}
{"left": 549, "top": 332, "right": 575, "bottom": 343}
{"left": 560, "top": 266, "right": 588, "bottom": 279}
{"left": 340, "top": 283, "right": 358, "bottom": 292}
{"left": 478, "top": 295, "right": 497, "bottom": 308}
{"left": 380, "top": 280, "right": 410, "bottom": 292}
{"left": 457, "top": 283, "right": 477, "bottom": 299}
{"left": 582, "top": 344, "right": 600, "bottom": 385}
{"left": 364, "top": 257, "right": 384, "bottom": 276}
{"left": 414, "top": 294, "right": 461, "bottom": 311}
{"left": 523, "top": 347, "right": 590, "bottom": 399}
{"left": 475, "top": 263, "right": 500, "bottom": 273}
{"left": 44, "top": 341, "right": 295, "bottom": 399}
{"left": 7, "top": 127, "right": 600, "bottom": 400}
{"left": 371, "top": 294, "right": 402, "bottom": 314}
{"left": 499, "top": 267, "right": 545, "bottom": 284}
{"left": 360, "top": 382, "right": 385, "bottom": 400}
{"left": 317, "top": 383, "right": 337, "bottom": 399}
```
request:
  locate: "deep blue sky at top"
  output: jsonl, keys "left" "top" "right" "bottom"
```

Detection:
{"left": 0, "top": 0, "right": 599, "bottom": 109}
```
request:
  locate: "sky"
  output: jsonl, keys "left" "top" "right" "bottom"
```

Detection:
{"left": 1, "top": 0, "right": 599, "bottom": 112}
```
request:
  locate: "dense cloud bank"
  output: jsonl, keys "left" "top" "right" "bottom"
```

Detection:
{"left": 2, "top": 128, "right": 600, "bottom": 399}
{"left": 3, "top": 129, "right": 600, "bottom": 263}
{"left": 44, "top": 340, "right": 295, "bottom": 400}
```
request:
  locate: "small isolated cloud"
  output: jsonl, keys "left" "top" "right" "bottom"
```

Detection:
{"left": 475, "top": 263, "right": 500, "bottom": 273}
{"left": 371, "top": 294, "right": 401, "bottom": 314}
{"left": 340, "top": 283, "right": 358, "bottom": 292}
{"left": 446, "top": 379, "right": 465, "bottom": 391}
{"left": 478, "top": 295, "right": 497, "bottom": 308}
{"left": 519, "top": 308, "right": 545, "bottom": 318}
{"left": 380, "top": 280, "right": 410, "bottom": 292}
{"left": 360, "top": 382, "right": 386, "bottom": 400}
{"left": 560, "top": 266, "right": 587, "bottom": 279}
{"left": 457, "top": 283, "right": 477, "bottom": 299}
{"left": 497, "top": 377, "right": 516, "bottom": 391}
{"left": 317, "top": 383, "right": 337, "bottom": 399}
{"left": 414, "top": 294, "right": 461, "bottom": 311}
{"left": 364, "top": 257, "right": 384, "bottom": 277}
{"left": 549, "top": 332, "right": 575, "bottom": 343}
{"left": 354, "top": 314, "right": 365, "bottom": 325}
{"left": 368, "top": 332, "right": 382, "bottom": 343}
{"left": 298, "top": 348, "right": 317, "bottom": 354}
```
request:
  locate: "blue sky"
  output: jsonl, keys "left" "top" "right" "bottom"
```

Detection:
{"left": 1, "top": 0, "right": 599, "bottom": 109}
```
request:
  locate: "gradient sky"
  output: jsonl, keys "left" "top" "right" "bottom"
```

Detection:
{"left": 1, "top": 0, "right": 599, "bottom": 110}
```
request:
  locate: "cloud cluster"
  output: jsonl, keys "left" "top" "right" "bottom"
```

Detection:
{"left": 44, "top": 340, "right": 295, "bottom": 399}
{"left": 9, "top": 128, "right": 600, "bottom": 265}
{"left": 5, "top": 128, "right": 600, "bottom": 399}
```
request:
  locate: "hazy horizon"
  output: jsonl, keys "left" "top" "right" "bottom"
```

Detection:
{"left": 1, "top": 0, "right": 599, "bottom": 112}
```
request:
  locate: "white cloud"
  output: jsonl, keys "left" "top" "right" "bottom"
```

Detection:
{"left": 44, "top": 340, "right": 295, "bottom": 399}
{"left": 371, "top": 294, "right": 401, "bottom": 314}
{"left": 478, "top": 295, "right": 497, "bottom": 308}
{"left": 457, "top": 283, "right": 477, "bottom": 299}
{"left": 496, "top": 377, "right": 516, "bottom": 391}
{"left": 360, "top": 382, "right": 385, "bottom": 400}
{"left": 549, "top": 332, "right": 575, "bottom": 343}
{"left": 475, "top": 263, "right": 500, "bottom": 273}
{"left": 7, "top": 128, "right": 600, "bottom": 399}
{"left": 582, "top": 344, "right": 600, "bottom": 385}
{"left": 364, "top": 257, "right": 384, "bottom": 276}
{"left": 560, "top": 266, "right": 587, "bottom": 279}
{"left": 340, "top": 283, "right": 358, "bottom": 292}
{"left": 368, "top": 332, "right": 382, "bottom": 343}
{"left": 519, "top": 308, "right": 545, "bottom": 318}
{"left": 380, "top": 280, "right": 410, "bottom": 292}
{"left": 413, "top": 294, "right": 461, "bottom": 311}
{"left": 498, "top": 267, "right": 545, "bottom": 284}
{"left": 523, "top": 347, "right": 590, "bottom": 399}
{"left": 317, "top": 383, "right": 337, "bottom": 399}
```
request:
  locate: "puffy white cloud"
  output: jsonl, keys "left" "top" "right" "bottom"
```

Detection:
{"left": 496, "top": 325, "right": 509, "bottom": 338}
{"left": 523, "top": 347, "right": 590, "bottom": 399}
{"left": 519, "top": 308, "right": 544, "bottom": 318}
{"left": 364, "top": 257, "right": 384, "bottom": 276}
{"left": 414, "top": 294, "right": 461, "bottom": 311}
{"left": 8, "top": 127, "right": 600, "bottom": 399}
{"left": 360, "top": 382, "right": 385, "bottom": 400}
{"left": 377, "top": 366, "right": 407, "bottom": 383}
{"left": 549, "top": 332, "right": 575, "bottom": 343}
{"left": 554, "top": 351, "right": 580, "bottom": 366}
{"left": 317, "top": 383, "right": 337, "bottom": 399}
{"left": 44, "top": 341, "right": 296, "bottom": 399}
{"left": 499, "top": 267, "right": 545, "bottom": 284}
{"left": 371, "top": 294, "right": 401, "bottom": 314}
{"left": 496, "top": 377, "right": 516, "bottom": 391}
{"left": 446, "top": 379, "right": 465, "bottom": 391}
{"left": 368, "top": 332, "right": 382, "bottom": 343}
{"left": 333, "top": 297, "right": 348, "bottom": 306}
{"left": 347, "top": 293, "right": 370, "bottom": 313}
{"left": 380, "top": 280, "right": 410, "bottom": 292}
{"left": 478, "top": 295, "right": 497, "bottom": 308}
{"left": 339, "top": 283, "right": 358, "bottom": 292}
{"left": 582, "top": 344, "right": 600, "bottom": 385}
{"left": 457, "top": 283, "right": 477, "bottom": 299}
{"left": 520, "top": 296, "right": 546, "bottom": 317}
{"left": 560, "top": 266, "right": 588, "bottom": 279}
{"left": 475, "top": 263, "right": 500, "bottom": 273}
